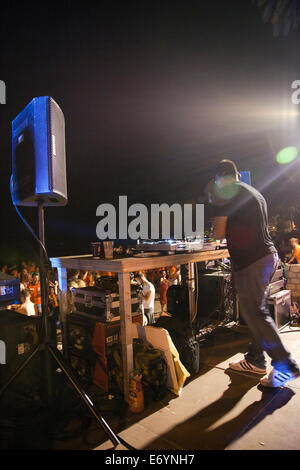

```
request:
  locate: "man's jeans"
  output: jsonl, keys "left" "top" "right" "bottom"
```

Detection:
{"left": 143, "top": 307, "right": 155, "bottom": 325}
{"left": 234, "top": 253, "right": 298, "bottom": 373}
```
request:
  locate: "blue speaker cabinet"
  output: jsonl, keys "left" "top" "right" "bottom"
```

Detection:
{"left": 11, "top": 96, "right": 67, "bottom": 206}
{"left": 0, "top": 273, "right": 20, "bottom": 307}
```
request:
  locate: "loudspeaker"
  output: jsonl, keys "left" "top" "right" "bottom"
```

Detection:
{"left": 0, "top": 273, "right": 20, "bottom": 307}
{"left": 0, "top": 310, "right": 42, "bottom": 393}
{"left": 166, "top": 285, "right": 190, "bottom": 321}
{"left": 11, "top": 96, "right": 67, "bottom": 206}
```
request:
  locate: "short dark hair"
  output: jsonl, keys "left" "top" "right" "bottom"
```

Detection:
{"left": 21, "top": 288, "right": 31, "bottom": 298}
{"left": 216, "top": 159, "right": 239, "bottom": 179}
{"left": 135, "top": 271, "right": 145, "bottom": 279}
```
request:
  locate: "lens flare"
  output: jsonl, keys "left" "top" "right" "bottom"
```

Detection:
{"left": 276, "top": 146, "right": 298, "bottom": 165}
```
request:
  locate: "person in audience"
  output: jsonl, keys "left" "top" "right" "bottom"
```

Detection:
{"left": 9, "top": 267, "right": 20, "bottom": 278}
{"left": 83, "top": 270, "right": 94, "bottom": 286}
{"left": 69, "top": 270, "right": 86, "bottom": 288}
{"left": 287, "top": 238, "right": 300, "bottom": 265}
{"left": 48, "top": 284, "right": 58, "bottom": 311}
{"left": 135, "top": 271, "right": 156, "bottom": 325}
{"left": 8, "top": 288, "right": 38, "bottom": 316}
{"left": 21, "top": 267, "right": 32, "bottom": 287}
{"left": 159, "top": 270, "right": 169, "bottom": 313}
{"left": 167, "top": 265, "right": 181, "bottom": 286}
{"left": 28, "top": 273, "right": 42, "bottom": 314}
{"left": 28, "top": 262, "right": 36, "bottom": 274}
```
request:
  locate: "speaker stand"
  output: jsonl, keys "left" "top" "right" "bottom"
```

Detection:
{"left": 0, "top": 202, "right": 131, "bottom": 450}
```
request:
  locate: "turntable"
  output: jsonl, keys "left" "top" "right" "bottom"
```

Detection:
{"left": 135, "top": 238, "right": 219, "bottom": 253}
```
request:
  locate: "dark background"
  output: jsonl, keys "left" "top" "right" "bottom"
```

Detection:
{"left": 1, "top": 0, "right": 300, "bottom": 264}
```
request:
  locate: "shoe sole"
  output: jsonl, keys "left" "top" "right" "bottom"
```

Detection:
{"left": 260, "top": 370, "right": 300, "bottom": 387}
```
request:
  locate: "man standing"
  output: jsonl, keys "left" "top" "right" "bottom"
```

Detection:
{"left": 28, "top": 273, "right": 42, "bottom": 314}
{"left": 287, "top": 237, "right": 300, "bottom": 264}
{"left": 209, "top": 159, "right": 299, "bottom": 387}
{"left": 135, "top": 272, "right": 156, "bottom": 325}
{"left": 159, "top": 270, "right": 169, "bottom": 313}
{"left": 8, "top": 288, "right": 38, "bottom": 316}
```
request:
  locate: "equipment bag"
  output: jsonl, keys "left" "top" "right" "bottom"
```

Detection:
{"left": 107, "top": 339, "right": 168, "bottom": 400}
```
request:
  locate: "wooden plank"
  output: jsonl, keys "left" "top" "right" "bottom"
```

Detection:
{"left": 50, "top": 248, "right": 230, "bottom": 397}
{"left": 118, "top": 272, "right": 133, "bottom": 402}
{"left": 50, "top": 255, "right": 123, "bottom": 272}
{"left": 50, "top": 249, "right": 229, "bottom": 273}
{"left": 57, "top": 267, "right": 70, "bottom": 358}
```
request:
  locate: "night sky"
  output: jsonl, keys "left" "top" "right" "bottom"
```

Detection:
{"left": 1, "top": 0, "right": 300, "bottom": 263}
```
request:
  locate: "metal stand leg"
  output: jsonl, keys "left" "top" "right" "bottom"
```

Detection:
{"left": 0, "top": 203, "right": 134, "bottom": 450}
{"left": 38, "top": 203, "right": 55, "bottom": 406}
{"left": 47, "top": 343, "right": 124, "bottom": 448}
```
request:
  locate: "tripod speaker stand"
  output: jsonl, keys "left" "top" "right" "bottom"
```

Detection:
{"left": 4, "top": 96, "right": 133, "bottom": 449}
{"left": 0, "top": 201, "right": 131, "bottom": 449}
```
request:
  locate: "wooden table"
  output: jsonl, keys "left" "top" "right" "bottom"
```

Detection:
{"left": 50, "top": 248, "right": 229, "bottom": 400}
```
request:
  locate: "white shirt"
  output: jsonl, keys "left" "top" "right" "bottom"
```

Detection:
{"left": 142, "top": 281, "right": 155, "bottom": 309}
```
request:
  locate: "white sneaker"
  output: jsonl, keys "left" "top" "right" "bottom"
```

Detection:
{"left": 260, "top": 368, "right": 300, "bottom": 388}
{"left": 229, "top": 358, "right": 267, "bottom": 375}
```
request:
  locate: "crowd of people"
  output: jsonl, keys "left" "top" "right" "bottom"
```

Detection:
{"left": 1, "top": 260, "right": 58, "bottom": 317}
{"left": 1, "top": 259, "right": 182, "bottom": 322}
{"left": 1, "top": 233, "right": 299, "bottom": 322}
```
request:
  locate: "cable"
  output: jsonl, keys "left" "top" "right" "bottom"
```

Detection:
{"left": 10, "top": 175, "right": 50, "bottom": 266}
{"left": 10, "top": 174, "right": 51, "bottom": 339}
{"left": 280, "top": 319, "right": 300, "bottom": 333}
{"left": 280, "top": 328, "right": 300, "bottom": 333}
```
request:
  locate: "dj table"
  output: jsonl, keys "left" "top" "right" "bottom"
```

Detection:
{"left": 50, "top": 248, "right": 229, "bottom": 401}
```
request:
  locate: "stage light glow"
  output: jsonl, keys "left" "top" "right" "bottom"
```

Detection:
{"left": 276, "top": 146, "right": 298, "bottom": 165}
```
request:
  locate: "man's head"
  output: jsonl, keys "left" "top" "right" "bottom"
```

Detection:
{"left": 135, "top": 272, "right": 147, "bottom": 284}
{"left": 215, "top": 159, "right": 239, "bottom": 188}
{"left": 20, "top": 288, "right": 31, "bottom": 302}
{"left": 32, "top": 273, "right": 39, "bottom": 284}
{"left": 290, "top": 237, "right": 299, "bottom": 247}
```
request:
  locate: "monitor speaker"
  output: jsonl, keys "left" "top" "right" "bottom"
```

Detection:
{"left": 166, "top": 285, "right": 190, "bottom": 322}
{"left": 11, "top": 96, "right": 67, "bottom": 206}
{"left": 0, "top": 310, "right": 42, "bottom": 393}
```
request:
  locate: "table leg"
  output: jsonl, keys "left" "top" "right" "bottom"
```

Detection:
{"left": 188, "top": 262, "right": 196, "bottom": 325}
{"left": 118, "top": 272, "right": 133, "bottom": 402}
{"left": 57, "top": 267, "right": 69, "bottom": 358}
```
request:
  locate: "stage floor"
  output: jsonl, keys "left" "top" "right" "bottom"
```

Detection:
{"left": 1, "top": 321, "right": 300, "bottom": 451}
{"left": 94, "top": 322, "right": 300, "bottom": 451}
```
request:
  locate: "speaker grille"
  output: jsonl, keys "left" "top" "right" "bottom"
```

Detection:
{"left": 12, "top": 96, "right": 68, "bottom": 206}
{"left": 49, "top": 98, "right": 67, "bottom": 203}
